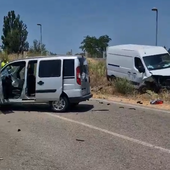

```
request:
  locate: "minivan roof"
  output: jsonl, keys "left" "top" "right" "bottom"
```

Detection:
{"left": 10, "top": 55, "right": 84, "bottom": 62}
{"left": 107, "top": 44, "right": 167, "bottom": 57}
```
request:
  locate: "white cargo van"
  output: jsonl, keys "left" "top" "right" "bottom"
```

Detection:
{"left": 106, "top": 44, "right": 170, "bottom": 91}
{"left": 0, "top": 55, "right": 92, "bottom": 112}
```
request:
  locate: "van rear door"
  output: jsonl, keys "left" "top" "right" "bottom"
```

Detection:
{"left": 78, "top": 57, "right": 90, "bottom": 96}
{"left": 35, "top": 58, "right": 63, "bottom": 101}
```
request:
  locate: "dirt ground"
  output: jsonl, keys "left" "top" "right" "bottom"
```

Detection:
{"left": 93, "top": 93, "right": 170, "bottom": 111}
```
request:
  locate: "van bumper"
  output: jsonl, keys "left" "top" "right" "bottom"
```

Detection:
{"left": 69, "top": 93, "right": 93, "bottom": 103}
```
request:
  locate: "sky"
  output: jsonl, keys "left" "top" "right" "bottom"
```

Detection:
{"left": 0, "top": 0, "right": 170, "bottom": 54}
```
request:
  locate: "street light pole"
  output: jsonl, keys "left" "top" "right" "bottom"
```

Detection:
{"left": 37, "top": 23, "right": 42, "bottom": 55}
{"left": 152, "top": 7, "right": 158, "bottom": 46}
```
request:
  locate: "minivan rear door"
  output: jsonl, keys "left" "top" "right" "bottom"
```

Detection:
{"left": 79, "top": 57, "right": 90, "bottom": 96}
{"left": 35, "top": 58, "right": 63, "bottom": 101}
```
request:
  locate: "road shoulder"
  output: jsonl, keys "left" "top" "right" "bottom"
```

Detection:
{"left": 91, "top": 97, "right": 170, "bottom": 113}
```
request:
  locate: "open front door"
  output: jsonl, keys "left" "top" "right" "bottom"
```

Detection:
{"left": 35, "top": 58, "right": 63, "bottom": 101}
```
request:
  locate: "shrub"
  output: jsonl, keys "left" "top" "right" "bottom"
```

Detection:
{"left": 113, "top": 77, "right": 134, "bottom": 95}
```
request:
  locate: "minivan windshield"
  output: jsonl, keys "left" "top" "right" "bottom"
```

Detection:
{"left": 143, "top": 53, "right": 170, "bottom": 71}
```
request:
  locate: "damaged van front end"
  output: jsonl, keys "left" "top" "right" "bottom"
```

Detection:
{"left": 150, "top": 75, "right": 170, "bottom": 89}
{"left": 139, "top": 72, "right": 170, "bottom": 93}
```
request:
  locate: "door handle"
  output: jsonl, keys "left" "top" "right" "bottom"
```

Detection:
{"left": 37, "top": 81, "right": 44, "bottom": 85}
{"left": 128, "top": 71, "right": 131, "bottom": 74}
{"left": 133, "top": 73, "right": 137, "bottom": 74}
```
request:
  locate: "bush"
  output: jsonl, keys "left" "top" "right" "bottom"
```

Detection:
{"left": 114, "top": 78, "right": 134, "bottom": 95}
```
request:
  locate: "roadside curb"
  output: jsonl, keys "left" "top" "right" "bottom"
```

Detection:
{"left": 90, "top": 98, "right": 170, "bottom": 114}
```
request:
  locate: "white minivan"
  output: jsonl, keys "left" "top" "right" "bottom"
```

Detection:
{"left": 106, "top": 44, "right": 170, "bottom": 91}
{"left": 0, "top": 55, "right": 92, "bottom": 112}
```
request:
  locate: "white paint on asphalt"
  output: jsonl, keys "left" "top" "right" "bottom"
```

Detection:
{"left": 45, "top": 112, "right": 170, "bottom": 154}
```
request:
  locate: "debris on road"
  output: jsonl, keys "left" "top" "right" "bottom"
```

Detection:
{"left": 107, "top": 103, "right": 110, "bottom": 105}
{"left": 150, "top": 99, "right": 163, "bottom": 105}
{"left": 119, "top": 106, "right": 124, "bottom": 109}
{"left": 0, "top": 158, "right": 3, "bottom": 161}
{"left": 129, "top": 108, "right": 136, "bottom": 110}
{"left": 99, "top": 101, "right": 103, "bottom": 104}
{"left": 76, "top": 139, "right": 85, "bottom": 142}
{"left": 92, "top": 109, "right": 109, "bottom": 112}
{"left": 17, "top": 129, "right": 21, "bottom": 132}
{"left": 137, "top": 101, "right": 143, "bottom": 104}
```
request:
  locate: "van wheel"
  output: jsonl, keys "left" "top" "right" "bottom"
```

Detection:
{"left": 50, "top": 96, "right": 69, "bottom": 112}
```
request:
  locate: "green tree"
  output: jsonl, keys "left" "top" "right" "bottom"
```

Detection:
{"left": 29, "top": 39, "right": 47, "bottom": 55}
{"left": 80, "top": 35, "right": 111, "bottom": 58}
{"left": 1, "top": 10, "right": 29, "bottom": 54}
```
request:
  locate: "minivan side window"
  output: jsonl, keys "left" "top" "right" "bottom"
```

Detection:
{"left": 39, "top": 60, "right": 61, "bottom": 78}
{"left": 134, "top": 57, "right": 144, "bottom": 70}
{"left": 63, "top": 59, "right": 74, "bottom": 77}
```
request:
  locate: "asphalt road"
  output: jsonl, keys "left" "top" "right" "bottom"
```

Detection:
{"left": 0, "top": 100, "right": 170, "bottom": 170}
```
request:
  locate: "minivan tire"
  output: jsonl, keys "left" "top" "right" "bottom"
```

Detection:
{"left": 50, "top": 96, "right": 69, "bottom": 112}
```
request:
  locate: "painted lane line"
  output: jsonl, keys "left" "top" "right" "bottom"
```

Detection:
{"left": 45, "top": 113, "right": 170, "bottom": 154}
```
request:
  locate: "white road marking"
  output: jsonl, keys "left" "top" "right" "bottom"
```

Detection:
{"left": 45, "top": 112, "right": 170, "bottom": 154}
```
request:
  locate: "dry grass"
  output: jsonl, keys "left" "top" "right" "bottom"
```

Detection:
{"left": 0, "top": 52, "right": 43, "bottom": 62}
{"left": 87, "top": 58, "right": 135, "bottom": 96}
{"left": 0, "top": 53, "right": 22, "bottom": 61}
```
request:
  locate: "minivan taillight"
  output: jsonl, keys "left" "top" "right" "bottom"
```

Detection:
{"left": 76, "top": 66, "right": 81, "bottom": 85}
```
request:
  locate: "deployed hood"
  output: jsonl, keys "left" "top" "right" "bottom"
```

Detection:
{"left": 150, "top": 68, "right": 170, "bottom": 76}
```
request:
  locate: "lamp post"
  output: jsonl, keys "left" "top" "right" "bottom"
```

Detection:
{"left": 152, "top": 7, "right": 158, "bottom": 46}
{"left": 37, "top": 23, "right": 42, "bottom": 55}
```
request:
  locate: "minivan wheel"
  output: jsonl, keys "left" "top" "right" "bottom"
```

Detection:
{"left": 50, "top": 96, "right": 69, "bottom": 112}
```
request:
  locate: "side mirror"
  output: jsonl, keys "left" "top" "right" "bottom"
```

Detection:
{"left": 138, "top": 66, "right": 145, "bottom": 73}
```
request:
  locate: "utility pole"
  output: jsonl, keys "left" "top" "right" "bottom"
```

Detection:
{"left": 37, "top": 23, "right": 43, "bottom": 55}
{"left": 152, "top": 7, "right": 158, "bottom": 46}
